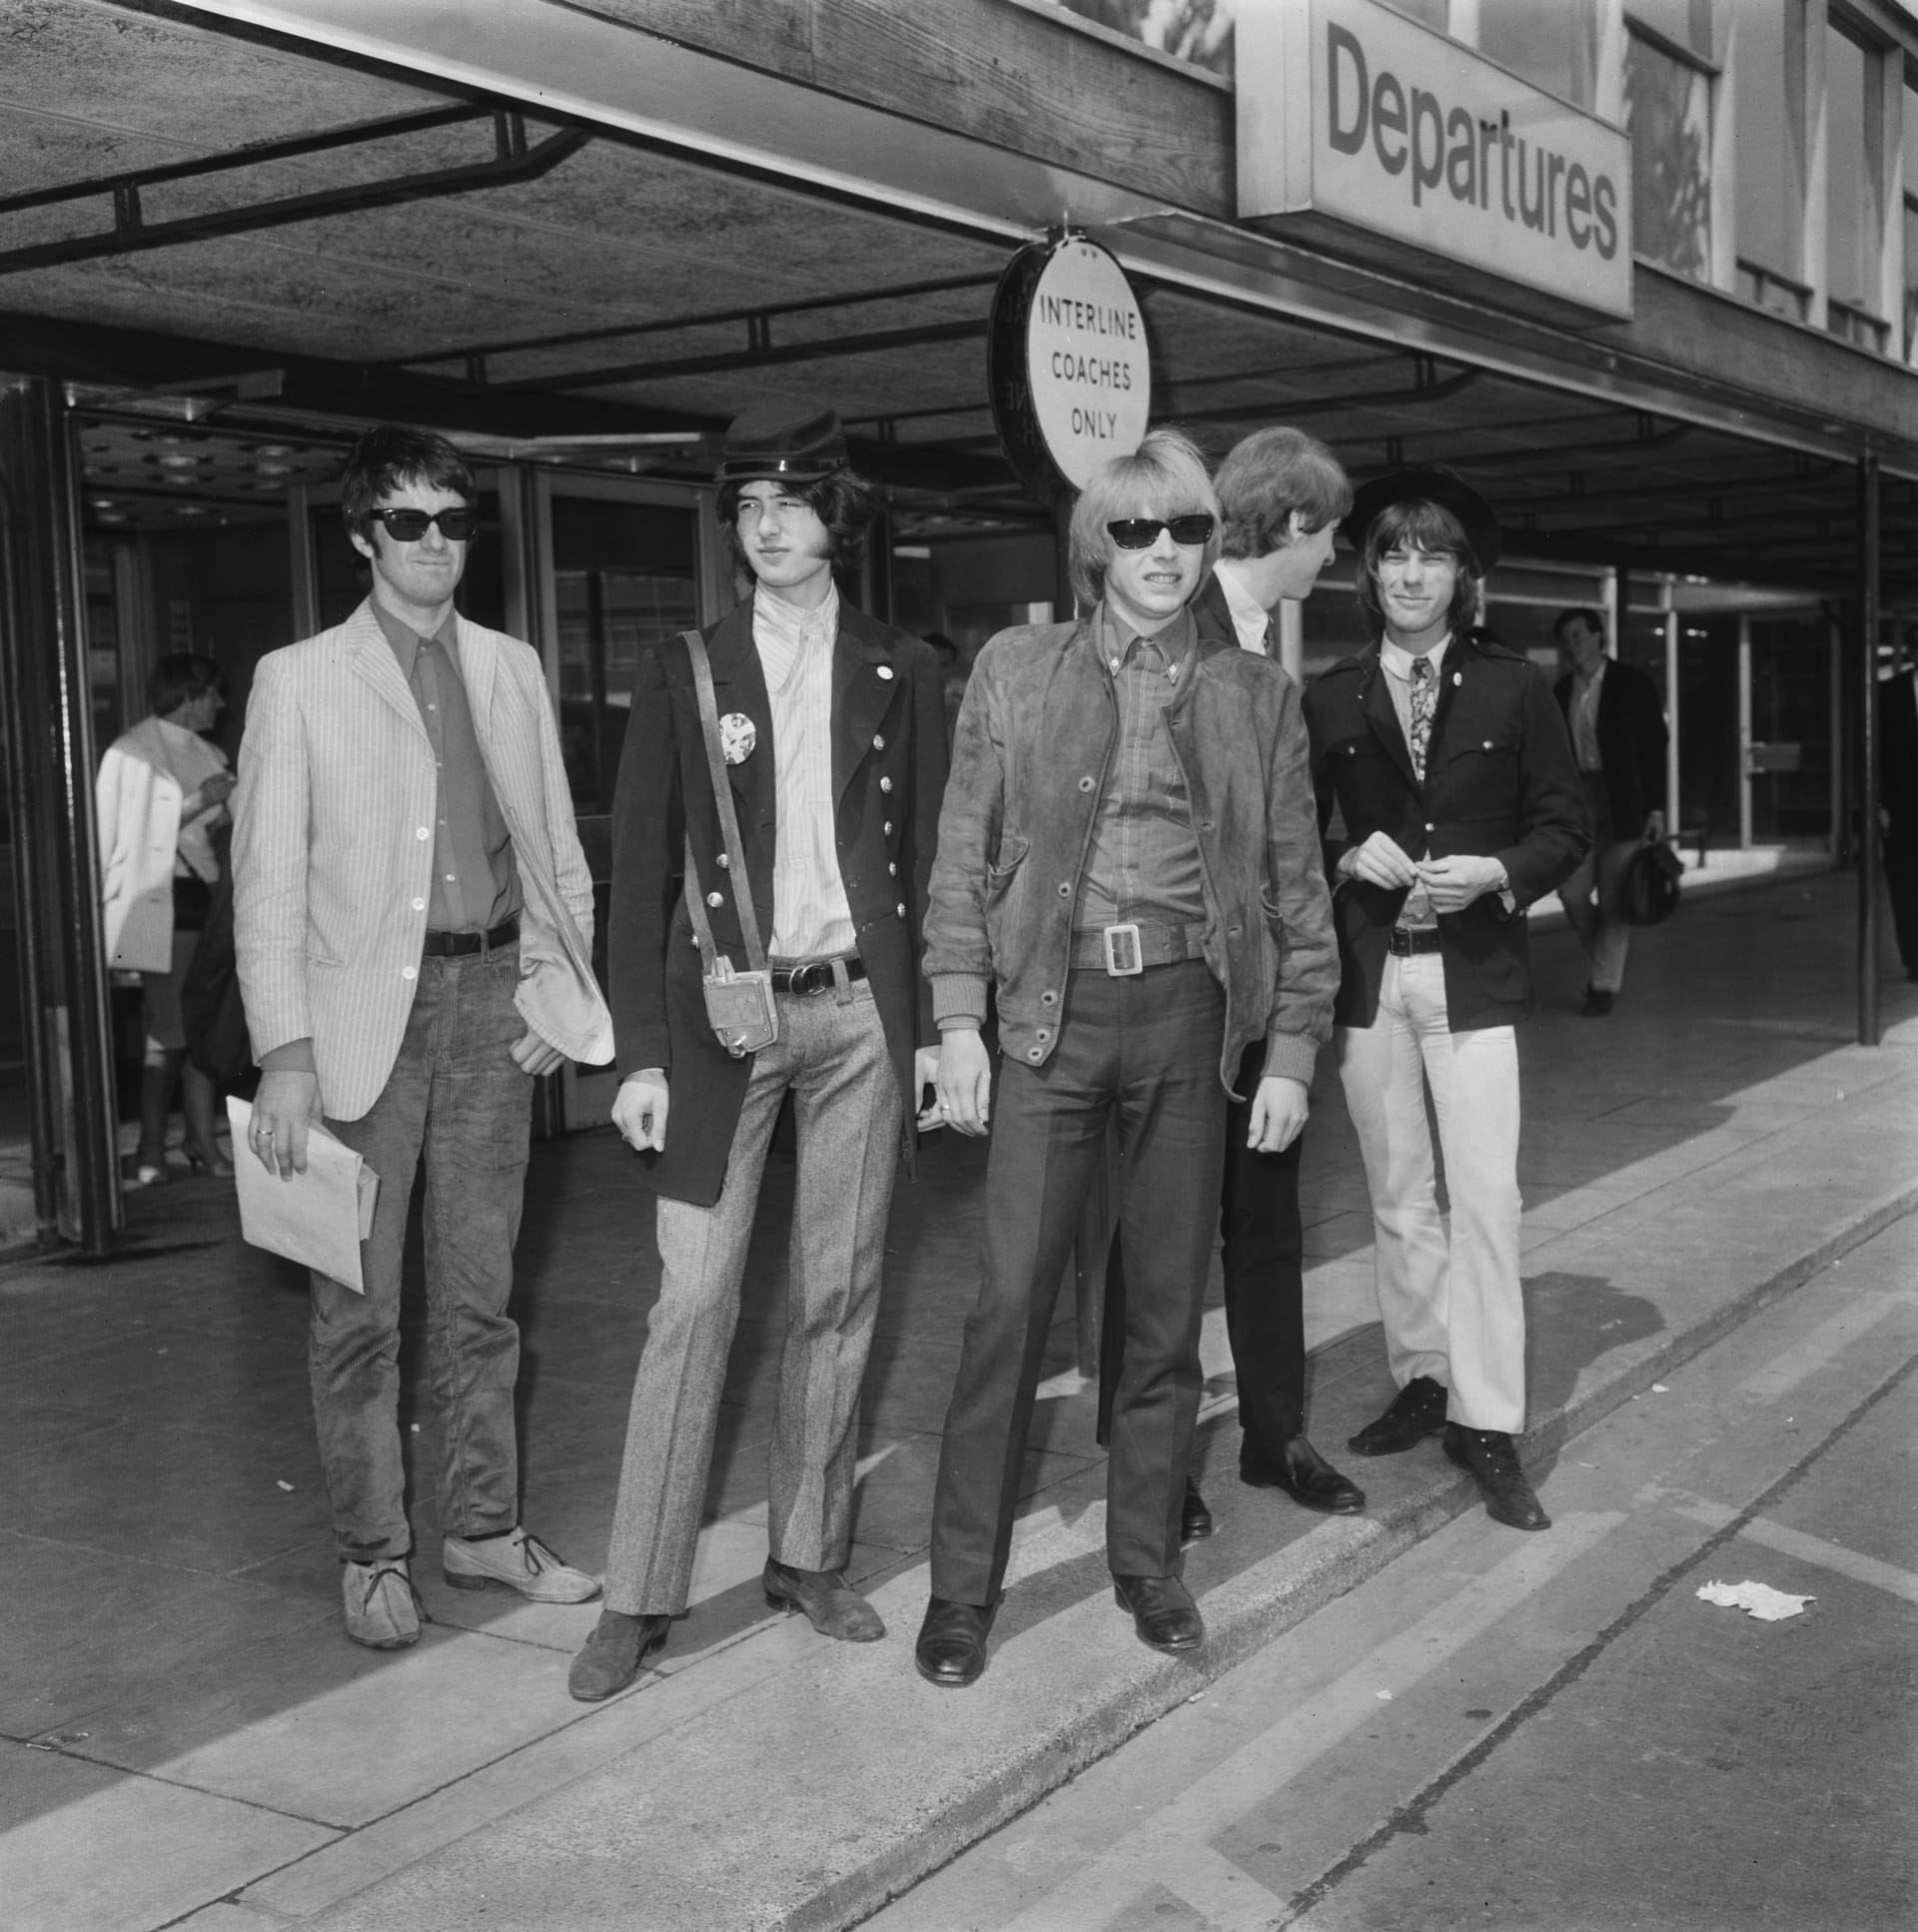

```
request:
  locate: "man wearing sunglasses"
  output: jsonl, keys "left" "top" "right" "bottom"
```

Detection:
{"left": 916, "top": 429, "right": 1339, "bottom": 1687}
{"left": 1094, "top": 427, "right": 1365, "bottom": 1538}
{"left": 234, "top": 425, "right": 610, "bottom": 1650}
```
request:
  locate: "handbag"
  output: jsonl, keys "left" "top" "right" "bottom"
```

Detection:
{"left": 681, "top": 629, "right": 778, "bottom": 1058}
{"left": 1620, "top": 837, "right": 1685, "bottom": 928}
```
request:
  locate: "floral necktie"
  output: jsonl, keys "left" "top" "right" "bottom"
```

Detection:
{"left": 1409, "top": 655, "right": 1436, "bottom": 784}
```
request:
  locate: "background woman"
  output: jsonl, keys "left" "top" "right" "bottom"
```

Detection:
{"left": 97, "top": 651, "right": 235, "bottom": 1183}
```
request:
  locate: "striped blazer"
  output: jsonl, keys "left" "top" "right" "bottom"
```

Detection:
{"left": 233, "top": 599, "right": 606, "bottom": 1123}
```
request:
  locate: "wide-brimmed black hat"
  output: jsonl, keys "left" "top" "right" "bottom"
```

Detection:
{"left": 1341, "top": 464, "right": 1501, "bottom": 570}
{"left": 717, "top": 404, "right": 849, "bottom": 484}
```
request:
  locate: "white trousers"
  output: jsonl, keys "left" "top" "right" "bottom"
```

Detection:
{"left": 1335, "top": 952, "right": 1525, "bottom": 1434}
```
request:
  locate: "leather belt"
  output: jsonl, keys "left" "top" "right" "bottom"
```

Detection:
{"left": 1388, "top": 926, "right": 1442, "bottom": 956}
{"left": 1069, "top": 920, "right": 1209, "bottom": 976}
{"left": 422, "top": 915, "right": 519, "bottom": 958}
{"left": 770, "top": 955, "right": 866, "bottom": 996}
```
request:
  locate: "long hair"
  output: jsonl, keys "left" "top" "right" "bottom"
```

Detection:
{"left": 1215, "top": 427, "right": 1352, "bottom": 560}
{"left": 718, "top": 472, "right": 879, "bottom": 574}
{"left": 1357, "top": 498, "right": 1483, "bottom": 638}
{"left": 1068, "top": 428, "right": 1222, "bottom": 609}
{"left": 341, "top": 427, "right": 477, "bottom": 548}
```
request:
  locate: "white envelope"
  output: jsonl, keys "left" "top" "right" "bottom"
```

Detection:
{"left": 228, "top": 1096, "right": 380, "bottom": 1292}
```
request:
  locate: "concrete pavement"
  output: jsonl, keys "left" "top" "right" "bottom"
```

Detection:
{"left": 2, "top": 861, "right": 1915, "bottom": 1932}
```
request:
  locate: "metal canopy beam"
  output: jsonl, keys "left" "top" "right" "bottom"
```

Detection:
{"left": 0, "top": 111, "right": 588, "bottom": 277}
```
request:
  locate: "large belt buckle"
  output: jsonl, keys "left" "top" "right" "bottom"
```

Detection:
{"left": 1102, "top": 921, "right": 1144, "bottom": 977}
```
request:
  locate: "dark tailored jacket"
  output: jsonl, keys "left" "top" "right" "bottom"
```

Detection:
{"left": 1877, "top": 669, "right": 1918, "bottom": 826}
{"left": 606, "top": 597, "right": 948, "bottom": 1207}
{"left": 1552, "top": 656, "right": 1668, "bottom": 837}
{"left": 1303, "top": 631, "right": 1589, "bottom": 1032}
{"left": 923, "top": 609, "right": 1339, "bottom": 1095}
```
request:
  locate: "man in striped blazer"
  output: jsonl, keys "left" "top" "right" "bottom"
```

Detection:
{"left": 234, "top": 426, "right": 609, "bottom": 1650}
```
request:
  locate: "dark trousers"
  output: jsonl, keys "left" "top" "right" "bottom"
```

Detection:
{"left": 1887, "top": 827, "right": 1918, "bottom": 976}
{"left": 929, "top": 960, "right": 1227, "bottom": 1606}
{"left": 310, "top": 945, "right": 530, "bottom": 1562}
{"left": 1098, "top": 1038, "right": 1309, "bottom": 1458}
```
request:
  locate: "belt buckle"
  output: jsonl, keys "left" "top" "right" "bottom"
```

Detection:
{"left": 1102, "top": 922, "right": 1143, "bottom": 977}
{"left": 791, "top": 961, "right": 828, "bottom": 996}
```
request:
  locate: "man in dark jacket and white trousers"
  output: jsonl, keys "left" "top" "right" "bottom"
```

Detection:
{"left": 1304, "top": 468, "right": 1586, "bottom": 1532}
{"left": 569, "top": 406, "right": 948, "bottom": 1700}
{"left": 1551, "top": 605, "right": 1669, "bottom": 1016}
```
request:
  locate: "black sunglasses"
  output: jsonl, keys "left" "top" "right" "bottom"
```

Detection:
{"left": 371, "top": 506, "right": 479, "bottom": 541}
{"left": 1106, "top": 514, "right": 1215, "bottom": 549}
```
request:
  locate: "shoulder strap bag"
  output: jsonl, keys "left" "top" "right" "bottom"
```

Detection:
{"left": 678, "top": 629, "right": 778, "bottom": 1057}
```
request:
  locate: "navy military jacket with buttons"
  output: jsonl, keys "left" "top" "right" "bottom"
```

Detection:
{"left": 607, "top": 596, "right": 948, "bottom": 1206}
{"left": 923, "top": 609, "right": 1338, "bottom": 1095}
{"left": 1302, "top": 629, "right": 1588, "bottom": 1032}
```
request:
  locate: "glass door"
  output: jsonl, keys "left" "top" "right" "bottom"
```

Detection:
{"left": 533, "top": 471, "right": 727, "bottom": 1131}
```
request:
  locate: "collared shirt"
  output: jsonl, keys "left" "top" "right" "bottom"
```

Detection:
{"left": 754, "top": 580, "right": 858, "bottom": 961}
{"left": 1076, "top": 603, "right": 1207, "bottom": 933}
{"left": 1212, "top": 557, "right": 1275, "bottom": 656}
{"left": 1569, "top": 656, "right": 1607, "bottom": 771}
{"left": 1378, "top": 634, "right": 1451, "bottom": 930}
{"left": 373, "top": 600, "right": 519, "bottom": 935}
{"left": 150, "top": 714, "right": 229, "bottom": 884}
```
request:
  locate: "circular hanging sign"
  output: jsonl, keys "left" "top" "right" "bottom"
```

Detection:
{"left": 988, "top": 232, "right": 1152, "bottom": 501}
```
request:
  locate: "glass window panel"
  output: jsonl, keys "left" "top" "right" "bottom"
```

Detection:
{"left": 1734, "top": 0, "right": 1806, "bottom": 283}
{"left": 1049, "top": 0, "right": 1234, "bottom": 75}
{"left": 1379, "top": 0, "right": 1449, "bottom": 32}
{"left": 1623, "top": 0, "right": 1714, "bottom": 61}
{"left": 1625, "top": 28, "right": 1712, "bottom": 279}
{"left": 1904, "top": 197, "right": 1918, "bottom": 360}
{"left": 1824, "top": 23, "right": 1884, "bottom": 318}
{"left": 1478, "top": 0, "right": 1598, "bottom": 109}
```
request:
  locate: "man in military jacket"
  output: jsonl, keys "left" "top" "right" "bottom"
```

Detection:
{"left": 1303, "top": 466, "right": 1586, "bottom": 1532}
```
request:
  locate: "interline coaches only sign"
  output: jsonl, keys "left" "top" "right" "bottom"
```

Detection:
{"left": 1237, "top": 0, "right": 1633, "bottom": 322}
{"left": 989, "top": 233, "right": 1153, "bottom": 500}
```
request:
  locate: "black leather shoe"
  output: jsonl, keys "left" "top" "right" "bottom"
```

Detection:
{"left": 1581, "top": 985, "right": 1615, "bottom": 1017}
{"left": 915, "top": 1596, "right": 994, "bottom": 1687}
{"left": 1112, "top": 1572, "right": 1204, "bottom": 1652}
{"left": 1180, "top": 1477, "right": 1214, "bottom": 1544}
{"left": 1241, "top": 1435, "right": 1367, "bottom": 1513}
{"left": 567, "top": 1609, "right": 670, "bottom": 1701}
{"left": 763, "top": 1558, "right": 885, "bottom": 1641}
{"left": 1348, "top": 1376, "right": 1449, "bottom": 1456}
{"left": 1443, "top": 1426, "right": 1550, "bottom": 1531}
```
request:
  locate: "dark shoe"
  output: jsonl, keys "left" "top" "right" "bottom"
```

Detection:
{"left": 1443, "top": 1426, "right": 1551, "bottom": 1531}
{"left": 762, "top": 1558, "right": 885, "bottom": 1642}
{"left": 568, "top": 1609, "right": 669, "bottom": 1701}
{"left": 1180, "top": 1477, "right": 1214, "bottom": 1544}
{"left": 915, "top": 1596, "right": 994, "bottom": 1687}
{"left": 1112, "top": 1572, "right": 1205, "bottom": 1652}
{"left": 1241, "top": 1435, "right": 1367, "bottom": 1513}
{"left": 1581, "top": 985, "right": 1614, "bottom": 1017}
{"left": 1348, "top": 1376, "right": 1449, "bottom": 1456}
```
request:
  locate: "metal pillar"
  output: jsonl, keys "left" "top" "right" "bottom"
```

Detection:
{"left": 0, "top": 377, "right": 121, "bottom": 1251}
{"left": 1857, "top": 453, "right": 1882, "bottom": 1047}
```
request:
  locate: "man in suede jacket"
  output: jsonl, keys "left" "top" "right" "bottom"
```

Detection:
{"left": 914, "top": 431, "right": 1338, "bottom": 1689}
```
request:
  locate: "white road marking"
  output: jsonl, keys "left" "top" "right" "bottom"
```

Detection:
{"left": 1736, "top": 1291, "right": 1912, "bottom": 1401}
{"left": 1663, "top": 1490, "right": 1918, "bottom": 1607}
{"left": 999, "top": 1512, "right": 1623, "bottom": 1932}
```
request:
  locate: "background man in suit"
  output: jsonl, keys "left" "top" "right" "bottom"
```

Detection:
{"left": 1552, "top": 606, "right": 1670, "bottom": 1016}
{"left": 235, "top": 426, "right": 606, "bottom": 1650}
{"left": 1304, "top": 468, "right": 1586, "bottom": 1533}
{"left": 570, "top": 406, "right": 947, "bottom": 1702}
{"left": 1878, "top": 654, "right": 1918, "bottom": 980}
{"left": 1098, "top": 427, "right": 1362, "bottom": 1534}
{"left": 918, "top": 431, "right": 1338, "bottom": 1688}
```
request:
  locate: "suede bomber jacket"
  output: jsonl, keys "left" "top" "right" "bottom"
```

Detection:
{"left": 923, "top": 612, "right": 1339, "bottom": 1096}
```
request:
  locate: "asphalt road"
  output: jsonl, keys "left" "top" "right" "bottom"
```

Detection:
{"left": 866, "top": 1213, "right": 1918, "bottom": 1932}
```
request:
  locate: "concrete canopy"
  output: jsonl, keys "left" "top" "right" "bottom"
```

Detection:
{"left": 0, "top": 0, "right": 1914, "bottom": 593}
